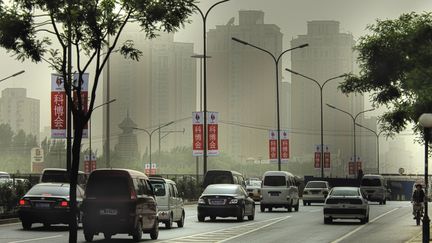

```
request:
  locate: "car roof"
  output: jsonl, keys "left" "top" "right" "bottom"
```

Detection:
{"left": 206, "top": 170, "right": 242, "bottom": 176}
{"left": 306, "top": 180, "right": 327, "bottom": 184}
{"left": 206, "top": 183, "right": 240, "bottom": 189}
{"left": 332, "top": 186, "right": 359, "bottom": 190}
{"left": 42, "top": 168, "right": 85, "bottom": 174}
{"left": 149, "top": 177, "right": 176, "bottom": 184}
{"left": 263, "top": 171, "right": 294, "bottom": 177}
{"left": 91, "top": 168, "right": 148, "bottom": 179}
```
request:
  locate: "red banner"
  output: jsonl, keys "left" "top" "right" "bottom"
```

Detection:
{"left": 280, "top": 130, "right": 289, "bottom": 160}
{"left": 314, "top": 152, "right": 321, "bottom": 169}
{"left": 51, "top": 74, "right": 67, "bottom": 138}
{"left": 192, "top": 112, "right": 204, "bottom": 156}
{"left": 84, "top": 154, "right": 96, "bottom": 174}
{"left": 208, "top": 124, "right": 218, "bottom": 155}
{"left": 348, "top": 162, "right": 355, "bottom": 175}
{"left": 324, "top": 152, "right": 331, "bottom": 169}
{"left": 269, "top": 130, "right": 278, "bottom": 161}
{"left": 356, "top": 161, "right": 362, "bottom": 172}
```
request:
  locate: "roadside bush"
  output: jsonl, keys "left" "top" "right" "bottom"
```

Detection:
{"left": 0, "top": 180, "right": 31, "bottom": 215}
{"left": 172, "top": 176, "right": 201, "bottom": 201}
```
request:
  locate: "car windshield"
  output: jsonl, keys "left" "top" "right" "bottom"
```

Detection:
{"left": 246, "top": 180, "right": 261, "bottom": 187}
{"left": 361, "top": 178, "right": 382, "bottom": 186}
{"left": 86, "top": 174, "right": 130, "bottom": 199}
{"left": 204, "top": 172, "right": 234, "bottom": 185}
{"left": 203, "top": 185, "right": 239, "bottom": 195}
{"left": 150, "top": 181, "right": 166, "bottom": 196}
{"left": 263, "top": 176, "right": 286, "bottom": 186}
{"left": 330, "top": 188, "right": 359, "bottom": 196}
{"left": 27, "top": 184, "right": 70, "bottom": 196}
{"left": 306, "top": 182, "right": 327, "bottom": 188}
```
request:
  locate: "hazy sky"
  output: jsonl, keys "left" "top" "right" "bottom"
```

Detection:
{"left": 0, "top": 0, "right": 430, "bottom": 172}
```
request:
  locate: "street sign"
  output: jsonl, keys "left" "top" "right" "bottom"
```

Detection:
{"left": 207, "top": 112, "right": 219, "bottom": 156}
{"left": 314, "top": 145, "right": 321, "bottom": 169}
{"left": 269, "top": 130, "right": 278, "bottom": 162}
{"left": 192, "top": 112, "right": 203, "bottom": 156}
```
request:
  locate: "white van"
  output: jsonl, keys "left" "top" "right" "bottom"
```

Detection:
{"left": 260, "top": 171, "right": 300, "bottom": 212}
{"left": 149, "top": 177, "right": 185, "bottom": 229}
{"left": 360, "top": 174, "right": 386, "bottom": 204}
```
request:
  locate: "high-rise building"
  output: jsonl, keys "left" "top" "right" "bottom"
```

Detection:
{"left": 0, "top": 88, "right": 40, "bottom": 140}
{"left": 290, "top": 21, "right": 364, "bottom": 176}
{"left": 206, "top": 10, "right": 286, "bottom": 163}
{"left": 103, "top": 27, "right": 196, "bottom": 166}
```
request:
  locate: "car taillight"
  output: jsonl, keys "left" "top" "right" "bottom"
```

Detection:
{"left": 130, "top": 190, "right": 137, "bottom": 200}
{"left": 60, "top": 201, "right": 68, "bottom": 207}
{"left": 19, "top": 199, "right": 30, "bottom": 207}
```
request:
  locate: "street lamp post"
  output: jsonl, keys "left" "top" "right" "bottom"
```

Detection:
{"left": 326, "top": 104, "right": 374, "bottom": 176}
{"left": 192, "top": 0, "right": 230, "bottom": 175}
{"left": 285, "top": 68, "right": 345, "bottom": 178}
{"left": 88, "top": 99, "right": 116, "bottom": 169}
{"left": 355, "top": 123, "right": 383, "bottom": 174}
{"left": 133, "top": 121, "right": 174, "bottom": 174}
{"left": 232, "top": 37, "right": 308, "bottom": 171}
{"left": 0, "top": 70, "right": 25, "bottom": 82}
{"left": 419, "top": 113, "right": 432, "bottom": 243}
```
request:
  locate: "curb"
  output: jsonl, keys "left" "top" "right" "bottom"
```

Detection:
{"left": 0, "top": 218, "right": 20, "bottom": 225}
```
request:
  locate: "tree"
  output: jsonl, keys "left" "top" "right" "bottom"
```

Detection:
{"left": 339, "top": 12, "right": 432, "bottom": 136}
{"left": 0, "top": 0, "right": 196, "bottom": 241}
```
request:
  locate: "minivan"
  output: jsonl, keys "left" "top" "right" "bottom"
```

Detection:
{"left": 40, "top": 168, "right": 87, "bottom": 188}
{"left": 82, "top": 169, "right": 158, "bottom": 242}
{"left": 149, "top": 177, "right": 185, "bottom": 229}
{"left": 202, "top": 170, "right": 246, "bottom": 189}
{"left": 260, "top": 171, "right": 300, "bottom": 212}
{"left": 360, "top": 174, "right": 386, "bottom": 204}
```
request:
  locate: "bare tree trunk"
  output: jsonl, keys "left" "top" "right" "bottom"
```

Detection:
{"left": 69, "top": 118, "right": 84, "bottom": 243}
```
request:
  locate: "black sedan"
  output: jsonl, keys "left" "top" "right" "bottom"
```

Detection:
{"left": 18, "top": 183, "right": 84, "bottom": 230}
{"left": 197, "top": 184, "right": 255, "bottom": 222}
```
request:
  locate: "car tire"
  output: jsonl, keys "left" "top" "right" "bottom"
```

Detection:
{"left": 294, "top": 203, "right": 299, "bottom": 212}
{"left": 268, "top": 207, "right": 272, "bottom": 212}
{"left": 132, "top": 220, "right": 142, "bottom": 242}
{"left": 210, "top": 216, "right": 217, "bottom": 221}
{"left": 198, "top": 215, "right": 205, "bottom": 222}
{"left": 303, "top": 200, "right": 307, "bottom": 206}
{"left": 287, "top": 204, "right": 292, "bottom": 212}
{"left": 383, "top": 199, "right": 386, "bottom": 205}
{"left": 366, "top": 214, "right": 370, "bottom": 223}
{"left": 248, "top": 206, "right": 255, "bottom": 220}
{"left": 237, "top": 207, "right": 245, "bottom": 222}
{"left": 165, "top": 213, "right": 173, "bottom": 229}
{"left": 104, "top": 232, "right": 112, "bottom": 240}
{"left": 84, "top": 231, "right": 94, "bottom": 242}
{"left": 177, "top": 211, "right": 185, "bottom": 228}
{"left": 260, "top": 205, "right": 265, "bottom": 212}
{"left": 43, "top": 223, "right": 51, "bottom": 228}
{"left": 324, "top": 217, "right": 332, "bottom": 224}
{"left": 22, "top": 221, "right": 32, "bottom": 230}
{"left": 150, "top": 219, "right": 159, "bottom": 240}
{"left": 308, "top": 202, "right": 311, "bottom": 206}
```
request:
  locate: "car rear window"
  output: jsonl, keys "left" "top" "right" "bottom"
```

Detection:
{"left": 263, "top": 176, "right": 286, "bottom": 186}
{"left": 306, "top": 182, "right": 327, "bottom": 188}
{"left": 204, "top": 185, "right": 239, "bottom": 195}
{"left": 203, "top": 171, "right": 234, "bottom": 186}
{"left": 361, "top": 178, "right": 382, "bottom": 186}
{"left": 86, "top": 174, "right": 130, "bottom": 199}
{"left": 27, "top": 184, "right": 70, "bottom": 196}
{"left": 149, "top": 181, "right": 166, "bottom": 196}
{"left": 330, "top": 188, "right": 359, "bottom": 196}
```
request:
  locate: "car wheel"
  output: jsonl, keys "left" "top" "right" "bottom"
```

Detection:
{"left": 287, "top": 204, "right": 292, "bottom": 212}
{"left": 248, "top": 206, "right": 255, "bottom": 220}
{"left": 260, "top": 204, "right": 265, "bottom": 212}
{"left": 383, "top": 199, "right": 386, "bottom": 205}
{"left": 104, "top": 232, "right": 112, "bottom": 240}
{"left": 177, "top": 211, "right": 185, "bottom": 228}
{"left": 210, "top": 216, "right": 216, "bottom": 221}
{"left": 132, "top": 220, "right": 143, "bottom": 242}
{"left": 43, "top": 223, "right": 51, "bottom": 228}
{"left": 198, "top": 215, "right": 205, "bottom": 222}
{"left": 308, "top": 202, "right": 311, "bottom": 206}
{"left": 366, "top": 214, "right": 370, "bottom": 223}
{"left": 237, "top": 207, "right": 245, "bottom": 222}
{"left": 294, "top": 203, "right": 299, "bottom": 212}
{"left": 22, "top": 221, "right": 32, "bottom": 230}
{"left": 324, "top": 217, "right": 332, "bottom": 224}
{"left": 150, "top": 219, "right": 159, "bottom": 240}
{"left": 84, "top": 231, "right": 94, "bottom": 242}
{"left": 268, "top": 207, "right": 272, "bottom": 212}
{"left": 303, "top": 200, "right": 307, "bottom": 206}
{"left": 165, "top": 213, "right": 173, "bottom": 229}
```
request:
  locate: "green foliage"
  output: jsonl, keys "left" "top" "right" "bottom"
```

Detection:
{"left": 339, "top": 12, "right": 432, "bottom": 135}
{"left": 0, "top": 180, "right": 31, "bottom": 214}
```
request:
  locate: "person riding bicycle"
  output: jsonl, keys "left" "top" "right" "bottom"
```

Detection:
{"left": 411, "top": 183, "right": 425, "bottom": 219}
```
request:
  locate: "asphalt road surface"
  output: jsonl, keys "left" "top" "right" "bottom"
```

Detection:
{"left": 0, "top": 201, "right": 425, "bottom": 243}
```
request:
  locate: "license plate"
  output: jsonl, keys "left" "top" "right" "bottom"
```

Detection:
{"left": 270, "top": 192, "right": 279, "bottom": 196}
{"left": 100, "top": 209, "right": 118, "bottom": 215}
{"left": 209, "top": 199, "right": 225, "bottom": 205}
{"left": 35, "top": 203, "right": 50, "bottom": 208}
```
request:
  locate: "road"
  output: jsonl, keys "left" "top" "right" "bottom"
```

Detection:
{"left": 0, "top": 201, "right": 425, "bottom": 243}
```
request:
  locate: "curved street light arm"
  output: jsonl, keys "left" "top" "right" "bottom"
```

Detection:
{"left": 231, "top": 37, "right": 276, "bottom": 62}
{"left": 276, "top": 44, "right": 309, "bottom": 63}
{"left": 355, "top": 123, "right": 378, "bottom": 137}
{"left": 322, "top": 74, "right": 346, "bottom": 89}
{"left": 354, "top": 108, "right": 375, "bottom": 121}
{"left": 205, "top": 0, "right": 230, "bottom": 20}
{"left": 285, "top": 68, "right": 320, "bottom": 89}
{"left": 92, "top": 98, "right": 116, "bottom": 111}
{"left": 0, "top": 70, "right": 25, "bottom": 82}
{"left": 326, "top": 103, "right": 354, "bottom": 121}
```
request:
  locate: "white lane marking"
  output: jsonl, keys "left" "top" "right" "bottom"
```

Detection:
{"left": 186, "top": 215, "right": 197, "bottom": 218}
{"left": 308, "top": 209, "right": 322, "bottom": 213}
{"left": 217, "top": 216, "right": 291, "bottom": 243}
{"left": 0, "top": 222, "right": 20, "bottom": 227}
{"left": 8, "top": 235, "right": 63, "bottom": 243}
{"left": 331, "top": 207, "right": 400, "bottom": 243}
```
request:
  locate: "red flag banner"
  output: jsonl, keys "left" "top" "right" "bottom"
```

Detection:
{"left": 51, "top": 74, "right": 67, "bottom": 138}
{"left": 269, "top": 130, "right": 278, "bottom": 162}
{"left": 192, "top": 112, "right": 204, "bottom": 156}
{"left": 207, "top": 112, "right": 219, "bottom": 156}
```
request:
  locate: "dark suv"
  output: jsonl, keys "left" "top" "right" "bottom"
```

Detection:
{"left": 82, "top": 169, "right": 158, "bottom": 242}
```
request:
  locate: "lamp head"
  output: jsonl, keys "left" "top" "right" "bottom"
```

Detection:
{"left": 298, "top": 43, "right": 309, "bottom": 48}
{"left": 285, "top": 68, "right": 299, "bottom": 75}
{"left": 419, "top": 113, "right": 432, "bottom": 128}
{"left": 231, "top": 37, "right": 249, "bottom": 45}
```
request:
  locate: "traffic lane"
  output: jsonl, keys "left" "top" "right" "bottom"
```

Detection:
{"left": 0, "top": 222, "right": 68, "bottom": 243}
{"left": 335, "top": 202, "right": 424, "bottom": 243}
{"left": 225, "top": 201, "right": 410, "bottom": 243}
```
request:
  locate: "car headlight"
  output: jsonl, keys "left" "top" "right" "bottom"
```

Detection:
{"left": 229, "top": 199, "right": 239, "bottom": 204}
{"left": 198, "top": 198, "right": 205, "bottom": 204}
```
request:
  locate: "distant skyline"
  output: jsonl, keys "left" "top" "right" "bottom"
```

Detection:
{"left": 0, "top": 0, "right": 429, "bottom": 173}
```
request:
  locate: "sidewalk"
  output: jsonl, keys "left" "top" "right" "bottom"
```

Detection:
{"left": 406, "top": 226, "right": 432, "bottom": 242}
{"left": 0, "top": 217, "right": 19, "bottom": 225}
